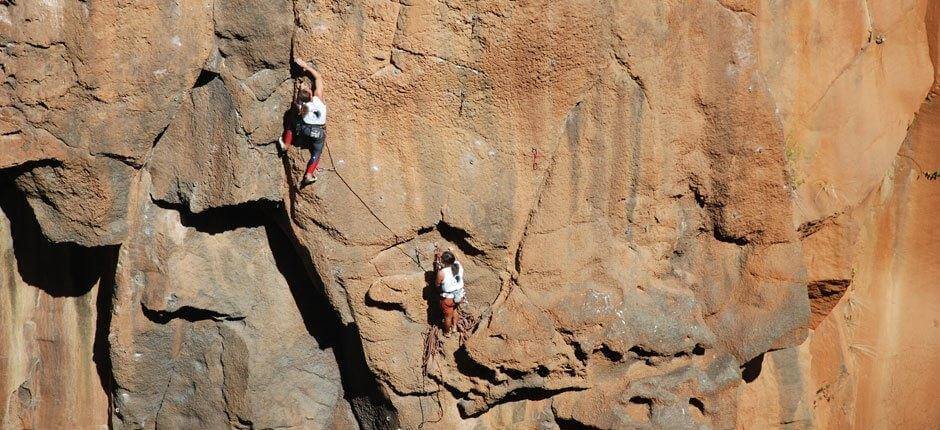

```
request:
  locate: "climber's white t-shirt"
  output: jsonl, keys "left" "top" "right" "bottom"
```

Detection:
{"left": 440, "top": 263, "right": 465, "bottom": 302}
{"left": 302, "top": 96, "right": 327, "bottom": 125}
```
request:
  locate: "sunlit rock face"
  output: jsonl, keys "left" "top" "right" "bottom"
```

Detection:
{"left": 0, "top": 0, "right": 936, "bottom": 428}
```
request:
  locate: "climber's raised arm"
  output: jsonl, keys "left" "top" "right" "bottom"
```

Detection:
{"left": 294, "top": 58, "right": 323, "bottom": 98}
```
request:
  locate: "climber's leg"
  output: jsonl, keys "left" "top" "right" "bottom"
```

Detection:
{"left": 449, "top": 307, "right": 459, "bottom": 334}
{"left": 278, "top": 128, "right": 293, "bottom": 153}
{"left": 278, "top": 110, "right": 296, "bottom": 154}
{"left": 301, "top": 128, "right": 325, "bottom": 186}
{"left": 304, "top": 151, "right": 320, "bottom": 177}
{"left": 440, "top": 298, "right": 456, "bottom": 332}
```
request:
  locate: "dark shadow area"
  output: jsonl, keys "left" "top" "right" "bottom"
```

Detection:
{"left": 141, "top": 304, "right": 244, "bottom": 324}
{"left": 459, "top": 385, "right": 584, "bottom": 419}
{"left": 151, "top": 198, "right": 277, "bottom": 235}
{"left": 689, "top": 397, "right": 706, "bottom": 414}
{"left": 423, "top": 267, "right": 442, "bottom": 328}
{"left": 627, "top": 395, "right": 654, "bottom": 421}
{"left": 629, "top": 344, "right": 665, "bottom": 365}
{"left": 363, "top": 293, "right": 408, "bottom": 314}
{"left": 741, "top": 352, "right": 765, "bottom": 383}
{"left": 452, "top": 348, "right": 496, "bottom": 382}
{"left": 333, "top": 324, "right": 400, "bottom": 430}
{"left": 263, "top": 214, "right": 340, "bottom": 348}
{"left": 435, "top": 220, "right": 484, "bottom": 257}
{"left": 193, "top": 69, "right": 219, "bottom": 88}
{"left": 712, "top": 226, "right": 750, "bottom": 246}
{"left": 1, "top": 175, "right": 121, "bottom": 424}
{"left": 595, "top": 344, "right": 625, "bottom": 362}
{"left": 556, "top": 417, "right": 605, "bottom": 430}
{"left": 264, "top": 208, "right": 399, "bottom": 430}
{"left": 0, "top": 179, "right": 118, "bottom": 297}
{"left": 92, "top": 248, "right": 119, "bottom": 428}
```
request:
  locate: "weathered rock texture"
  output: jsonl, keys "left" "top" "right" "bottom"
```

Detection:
{"left": 0, "top": 185, "right": 114, "bottom": 429}
{"left": 0, "top": 0, "right": 938, "bottom": 429}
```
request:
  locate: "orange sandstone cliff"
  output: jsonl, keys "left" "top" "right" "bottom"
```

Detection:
{"left": 0, "top": 0, "right": 938, "bottom": 428}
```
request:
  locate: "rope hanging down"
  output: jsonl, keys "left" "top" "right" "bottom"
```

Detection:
{"left": 322, "top": 138, "right": 428, "bottom": 271}
{"left": 418, "top": 301, "right": 481, "bottom": 429}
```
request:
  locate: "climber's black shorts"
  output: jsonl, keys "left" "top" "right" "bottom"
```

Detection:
{"left": 296, "top": 123, "right": 325, "bottom": 145}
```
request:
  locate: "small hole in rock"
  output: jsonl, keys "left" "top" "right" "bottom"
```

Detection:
{"left": 689, "top": 397, "right": 705, "bottom": 415}
{"left": 741, "top": 353, "right": 765, "bottom": 383}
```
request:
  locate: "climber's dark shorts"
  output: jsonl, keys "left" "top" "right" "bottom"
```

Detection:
{"left": 296, "top": 123, "right": 325, "bottom": 148}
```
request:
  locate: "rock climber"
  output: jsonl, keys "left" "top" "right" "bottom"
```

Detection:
{"left": 278, "top": 57, "right": 327, "bottom": 186}
{"left": 435, "top": 249, "right": 465, "bottom": 334}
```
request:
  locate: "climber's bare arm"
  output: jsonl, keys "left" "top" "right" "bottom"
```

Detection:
{"left": 294, "top": 58, "right": 324, "bottom": 98}
{"left": 436, "top": 270, "right": 445, "bottom": 289}
{"left": 310, "top": 68, "right": 324, "bottom": 99}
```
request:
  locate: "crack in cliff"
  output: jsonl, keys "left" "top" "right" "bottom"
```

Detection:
{"left": 787, "top": 1, "right": 921, "bottom": 141}
{"left": 392, "top": 45, "right": 484, "bottom": 76}
{"left": 149, "top": 198, "right": 274, "bottom": 234}
{"left": 511, "top": 102, "right": 575, "bottom": 277}
{"left": 611, "top": 53, "right": 651, "bottom": 110}
{"left": 142, "top": 303, "right": 245, "bottom": 324}
{"left": 798, "top": 211, "right": 844, "bottom": 238}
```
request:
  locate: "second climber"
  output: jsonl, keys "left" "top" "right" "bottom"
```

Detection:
{"left": 278, "top": 57, "right": 327, "bottom": 186}
{"left": 435, "top": 249, "right": 466, "bottom": 335}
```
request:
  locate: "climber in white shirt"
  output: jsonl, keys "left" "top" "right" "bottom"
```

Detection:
{"left": 435, "top": 249, "right": 465, "bottom": 334}
{"left": 278, "top": 57, "right": 328, "bottom": 186}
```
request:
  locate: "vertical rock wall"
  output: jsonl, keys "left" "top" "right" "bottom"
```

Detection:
{"left": 0, "top": 186, "right": 114, "bottom": 429}
{"left": 0, "top": 0, "right": 937, "bottom": 428}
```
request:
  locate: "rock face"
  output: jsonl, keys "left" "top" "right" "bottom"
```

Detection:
{"left": 107, "top": 173, "right": 357, "bottom": 429}
{"left": 0, "top": 186, "right": 114, "bottom": 429}
{"left": 0, "top": 0, "right": 938, "bottom": 429}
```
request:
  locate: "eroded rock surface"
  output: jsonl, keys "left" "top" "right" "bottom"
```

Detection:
{"left": 0, "top": 0, "right": 938, "bottom": 428}
{"left": 108, "top": 173, "right": 357, "bottom": 429}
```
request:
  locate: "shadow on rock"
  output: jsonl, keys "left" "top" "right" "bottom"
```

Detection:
{"left": 0, "top": 180, "right": 119, "bottom": 298}
{"left": 423, "top": 268, "right": 443, "bottom": 329}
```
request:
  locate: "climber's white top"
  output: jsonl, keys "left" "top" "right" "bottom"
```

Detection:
{"left": 302, "top": 96, "right": 327, "bottom": 125}
{"left": 440, "top": 263, "right": 465, "bottom": 301}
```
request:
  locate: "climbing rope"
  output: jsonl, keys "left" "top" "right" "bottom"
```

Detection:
{"left": 419, "top": 324, "right": 445, "bottom": 428}
{"left": 417, "top": 300, "right": 482, "bottom": 428}
{"left": 321, "top": 138, "right": 428, "bottom": 271}
{"left": 455, "top": 302, "right": 480, "bottom": 345}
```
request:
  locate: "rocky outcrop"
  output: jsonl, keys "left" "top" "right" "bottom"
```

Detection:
{"left": 0, "top": 0, "right": 937, "bottom": 429}
{"left": 106, "top": 173, "right": 359, "bottom": 429}
{"left": 0, "top": 185, "right": 114, "bottom": 429}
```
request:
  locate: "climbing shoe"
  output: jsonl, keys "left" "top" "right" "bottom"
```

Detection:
{"left": 276, "top": 137, "right": 287, "bottom": 156}
{"left": 300, "top": 174, "right": 318, "bottom": 187}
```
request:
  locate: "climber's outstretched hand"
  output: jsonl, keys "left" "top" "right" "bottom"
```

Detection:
{"left": 294, "top": 57, "right": 323, "bottom": 98}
